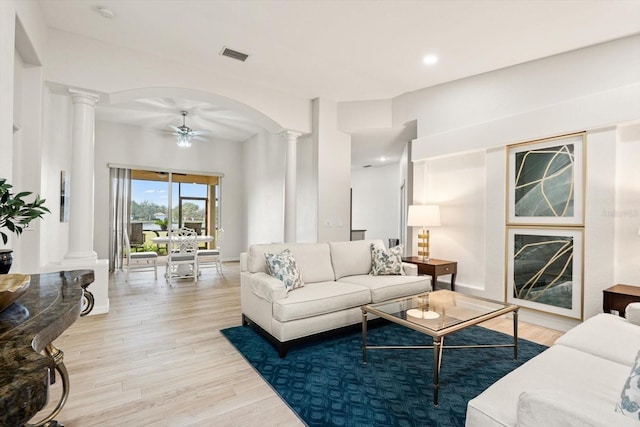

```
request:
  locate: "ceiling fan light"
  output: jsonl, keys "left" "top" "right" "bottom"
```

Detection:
{"left": 176, "top": 133, "right": 192, "bottom": 148}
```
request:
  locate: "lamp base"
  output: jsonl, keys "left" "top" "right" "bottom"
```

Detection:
{"left": 417, "top": 229, "right": 430, "bottom": 262}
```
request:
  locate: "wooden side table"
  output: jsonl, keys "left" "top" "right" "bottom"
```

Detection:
{"left": 603, "top": 284, "right": 640, "bottom": 317}
{"left": 402, "top": 257, "right": 457, "bottom": 291}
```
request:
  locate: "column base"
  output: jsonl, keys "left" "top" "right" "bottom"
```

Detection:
{"left": 63, "top": 251, "right": 98, "bottom": 262}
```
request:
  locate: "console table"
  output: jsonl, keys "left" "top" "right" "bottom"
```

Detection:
{"left": 0, "top": 269, "right": 94, "bottom": 426}
{"left": 402, "top": 257, "right": 457, "bottom": 291}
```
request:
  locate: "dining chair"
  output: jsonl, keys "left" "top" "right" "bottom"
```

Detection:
{"left": 123, "top": 229, "right": 158, "bottom": 282}
{"left": 184, "top": 221, "right": 206, "bottom": 249}
{"left": 129, "top": 222, "right": 145, "bottom": 252}
{"left": 197, "top": 226, "right": 223, "bottom": 276}
{"left": 166, "top": 227, "right": 198, "bottom": 284}
{"left": 196, "top": 247, "right": 222, "bottom": 276}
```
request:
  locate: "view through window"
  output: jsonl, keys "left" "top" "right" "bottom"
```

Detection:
{"left": 130, "top": 170, "right": 220, "bottom": 253}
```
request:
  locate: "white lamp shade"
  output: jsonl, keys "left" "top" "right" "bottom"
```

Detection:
{"left": 407, "top": 205, "right": 441, "bottom": 227}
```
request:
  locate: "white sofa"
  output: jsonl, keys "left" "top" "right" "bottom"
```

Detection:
{"left": 239, "top": 239, "right": 432, "bottom": 357}
{"left": 466, "top": 309, "right": 640, "bottom": 427}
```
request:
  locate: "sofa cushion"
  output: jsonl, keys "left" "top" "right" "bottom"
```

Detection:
{"left": 338, "top": 274, "right": 431, "bottom": 303}
{"left": 248, "top": 243, "right": 335, "bottom": 283}
{"left": 329, "top": 239, "right": 385, "bottom": 279}
{"left": 518, "top": 389, "right": 639, "bottom": 427}
{"left": 264, "top": 249, "right": 304, "bottom": 292}
{"left": 554, "top": 313, "right": 640, "bottom": 367}
{"left": 272, "top": 281, "right": 371, "bottom": 322}
{"left": 616, "top": 349, "right": 640, "bottom": 420}
{"left": 466, "top": 345, "right": 632, "bottom": 427}
{"left": 370, "top": 244, "right": 405, "bottom": 275}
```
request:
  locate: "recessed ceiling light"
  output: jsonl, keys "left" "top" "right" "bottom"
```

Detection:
{"left": 379, "top": 156, "right": 387, "bottom": 162}
{"left": 422, "top": 54, "right": 439, "bottom": 65}
{"left": 96, "top": 7, "right": 115, "bottom": 19}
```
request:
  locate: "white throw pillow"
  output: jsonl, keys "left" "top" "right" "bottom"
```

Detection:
{"left": 264, "top": 249, "right": 304, "bottom": 293}
{"left": 616, "top": 349, "right": 640, "bottom": 420}
{"left": 370, "top": 244, "right": 405, "bottom": 276}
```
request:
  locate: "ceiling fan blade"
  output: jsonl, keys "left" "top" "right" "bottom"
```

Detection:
{"left": 191, "top": 135, "right": 210, "bottom": 143}
{"left": 189, "top": 130, "right": 213, "bottom": 136}
{"left": 168, "top": 125, "right": 182, "bottom": 133}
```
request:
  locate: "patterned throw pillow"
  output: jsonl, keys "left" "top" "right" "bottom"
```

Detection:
{"left": 370, "top": 244, "right": 405, "bottom": 276}
{"left": 264, "top": 249, "right": 304, "bottom": 292}
{"left": 616, "top": 349, "right": 640, "bottom": 420}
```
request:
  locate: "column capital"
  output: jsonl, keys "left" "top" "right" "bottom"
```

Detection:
{"left": 68, "top": 89, "right": 100, "bottom": 105}
{"left": 280, "top": 130, "right": 302, "bottom": 142}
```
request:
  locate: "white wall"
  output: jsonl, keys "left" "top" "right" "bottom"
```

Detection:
{"left": 400, "top": 35, "right": 640, "bottom": 331}
{"left": 614, "top": 123, "right": 640, "bottom": 284}
{"left": 242, "top": 131, "right": 285, "bottom": 246}
{"left": 1, "top": 1, "right": 48, "bottom": 271}
{"left": 424, "top": 151, "right": 487, "bottom": 290}
{"left": 314, "top": 98, "right": 351, "bottom": 242}
{"left": 583, "top": 128, "right": 617, "bottom": 320}
{"left": 351, "top": 164, "right": 400, "bottom": 246}
{"left": 39, "top": 89, "right": 72, "bottom": 267}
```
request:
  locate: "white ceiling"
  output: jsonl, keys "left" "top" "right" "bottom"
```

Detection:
{"left": 38, "top": 0, "right": 640, "bottom": 165}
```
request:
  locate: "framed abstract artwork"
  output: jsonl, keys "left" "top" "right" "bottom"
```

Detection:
{"left": 60, "top": 170, "right": 69, "bottom": 222}
{"left": 507, "top": 133, "right": 585, "bottom": 226}
{"left": 506, "top": 227, "right": 583, "bottom": 320}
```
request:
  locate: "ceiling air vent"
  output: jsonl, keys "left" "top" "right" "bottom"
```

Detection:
{"left": 220, "top": 46, "right": 249, "bottom": 62}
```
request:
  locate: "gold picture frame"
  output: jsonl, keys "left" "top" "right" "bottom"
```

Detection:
{"left": 506, "top": 132, "right": 585, "bottom": 226}
{"left": 505, "top": 226, "right": 583, "bottom": 320}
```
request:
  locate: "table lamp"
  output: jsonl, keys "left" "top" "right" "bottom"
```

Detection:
{"left": 407, "top": 204, "right": 441, "bottom": 262}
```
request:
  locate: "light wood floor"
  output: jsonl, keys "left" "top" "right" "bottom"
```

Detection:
{"left": 34, "top": 262, "right": 563, "bottom": 426}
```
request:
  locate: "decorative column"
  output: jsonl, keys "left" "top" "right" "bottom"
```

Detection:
{"left": 64, "top": 90, "right": 99, "bottom": 261}
{"left": 282, "top": 131, "right": 301, "bottom": 243}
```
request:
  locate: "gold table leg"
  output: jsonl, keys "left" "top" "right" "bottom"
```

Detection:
{"left": 433, "top": 336, "right": 442, "bottom": 407}
{"left": 361, "top": 310, "right": 368, "bottom": 364}
{"left": 26, "top": 343, "right": 70, "bottom": 427}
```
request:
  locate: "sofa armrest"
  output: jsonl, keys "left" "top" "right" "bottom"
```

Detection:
{"left": 517, "top": 390, "right": 638, "bottom": 427}
{"left": 240, "top": 252, "right": 248, "bottom": 272}
{"left": 625, "top": 302, "right": 640, "bottom": 326}
{"left": 250, "top": 272, "right": 287, "bottom": 302}
{"left": 402, "top": 262, "right": 418, "bottom": 276}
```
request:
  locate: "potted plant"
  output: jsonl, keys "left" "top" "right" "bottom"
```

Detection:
{"left": 0, "top": 178, "right": 50, "bottom": 274}
{"left": 154, "top": 217, "right": 169, "bottom": 231}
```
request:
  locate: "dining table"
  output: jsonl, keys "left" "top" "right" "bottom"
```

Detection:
{"left": 151, "top": 235, "right": 214, "bottom": 279}
{"left": 150, "top": 235, "right": 213, "bottom": 245}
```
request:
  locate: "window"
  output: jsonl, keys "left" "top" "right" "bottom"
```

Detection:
{"left": 130, "top": 170, "right": 221, "bottom": 251}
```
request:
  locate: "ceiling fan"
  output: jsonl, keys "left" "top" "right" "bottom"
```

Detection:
{"left": 168, "top": 111, "right": 213, "bottom": 148}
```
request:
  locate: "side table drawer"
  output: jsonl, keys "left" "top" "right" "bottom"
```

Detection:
{"left": 434, "top": 264, "right": 456, "bottom": 276}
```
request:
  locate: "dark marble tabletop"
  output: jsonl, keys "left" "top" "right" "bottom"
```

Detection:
{"left": 0, "top": 269, "right": 94, "bottom": 426}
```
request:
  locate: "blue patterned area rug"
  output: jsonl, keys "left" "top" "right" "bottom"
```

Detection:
{"left": 221, "top": 321, "right": 546, "bottom": 427}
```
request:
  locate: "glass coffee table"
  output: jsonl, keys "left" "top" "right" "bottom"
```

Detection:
{"left": 361, "top": 290, "right": 519, "bottom": 406}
